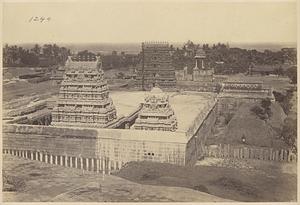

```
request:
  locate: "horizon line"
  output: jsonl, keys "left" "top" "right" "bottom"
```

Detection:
{"left": 3, "top": 41, "right": 297, "bottom": 46}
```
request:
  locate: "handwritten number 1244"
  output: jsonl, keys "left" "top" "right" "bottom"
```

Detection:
{"left": 29, "top": 16, "right": 51, "bottom": 23}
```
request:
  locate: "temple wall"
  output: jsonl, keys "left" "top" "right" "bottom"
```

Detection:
{"left": 185, "top": 103, "right": 218, "bottom": 166}
{"left": 3, "top": 124, "right": 98, "bottom": 158}
{"left": 2, "top": 124, "right": 187, "bottom": 166}
{"left": 3, "top": 99, "right": 219, "bottom": 167}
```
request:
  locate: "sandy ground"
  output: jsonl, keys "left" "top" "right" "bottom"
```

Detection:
{"left": 2, "top": 155, "right": 231, "bottom": 202}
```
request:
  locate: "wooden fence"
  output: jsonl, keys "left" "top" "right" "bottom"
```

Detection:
{"left": 204, "top": 144, "right": 297, "bottom": 163}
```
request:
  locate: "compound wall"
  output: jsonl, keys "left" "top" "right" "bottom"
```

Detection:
{"left": 3, "top": 124, "right": 187, "bottom": 166}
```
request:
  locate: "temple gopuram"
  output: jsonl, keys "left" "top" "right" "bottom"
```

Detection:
{"left": 132, "top": 86, "right": 177, "bottom": 131}
{"left": 51, "top": 54, "right": 118, "bottom": 128}
{"left": 136, "top": 42, "right": 176, "bottom": 90}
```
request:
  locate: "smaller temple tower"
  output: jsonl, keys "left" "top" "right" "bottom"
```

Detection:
{"left": 192, "top": 49, "right": 213, "bottom": 82}
{"left": 132, "top": 86, "right": 177, "bottom": 131}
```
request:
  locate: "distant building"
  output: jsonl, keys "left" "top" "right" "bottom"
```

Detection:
{"left": 51, "top": 54, "right": 118, "bottom": 128}
{"left": 132, "top": 86, "right": 177, "bottom": 131}
{"left": 136, "top": 42, "right": 176, "bottom": 89}
{"left": 192, "top": 49, "right": 214, "bottom": 82}
{"left": 219, "top": 81, "right": 274, "bottom": 102}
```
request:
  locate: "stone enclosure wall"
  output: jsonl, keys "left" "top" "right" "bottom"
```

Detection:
{"left": 3, "top": 100, "right": 219, "bottom": 168}
{"left": 185, "top": 103, "right": 218, "bottom": 166}
{"left": 3, "top": 124, "right": 98, "bottom": 158}
{"left": 2, "top": 124, "right": 187, "bottom": 169}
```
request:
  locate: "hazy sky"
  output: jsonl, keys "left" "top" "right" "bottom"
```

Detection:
{"left": 3, "top": 1, "right": 297, "bottom": 44}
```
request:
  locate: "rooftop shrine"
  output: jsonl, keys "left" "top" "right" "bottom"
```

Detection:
{"left": 132, "top": 86, "right": 178, "bottom": 131}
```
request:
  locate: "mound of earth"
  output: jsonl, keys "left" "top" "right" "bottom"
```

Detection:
{"left": 221, "top": 101, "right": 288, "bottom": 149}
{"left": 116, "top": 161, "right": 296, "bottom": 202}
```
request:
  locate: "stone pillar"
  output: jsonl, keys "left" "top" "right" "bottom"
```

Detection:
{"left": 65, "top": 155, "right": 68, "bottom": 167}
{"left": 45, "top": 154, "right": 48, "bottom": 163}
{"left": 25, "top": 150, "right": 28, "bottom": 159}
{"left": 70, "top": 157, "right": 73, "bottom": 168}
{"left": 55, "top": 155, "right": 58, "bottom": 165}
{"left": 40, "top": 152, "right": 43, "bottom": 162}
{"left": 31, "top": 151, "right": 34, "bottom": 160}
{"left": 96, "top": 159, "right": 100, "bottom": 173}
{"left": 100, "top": 157, "right": 103, "bottom": 171}
{"left": 50, "top": 155, "right": 53, "bottom": 164}
{"left": 75, "top": 157, "right": 78, "bottom": 169}
{"left": 80, "top": 157, "right": 83, "bottom": 170}
{"left": 35, "top": 151, "right": 38, "bottom": 160}
{"left": 91, "top": 158, "right": 94, "bottom": 172}
{"left": 86, "top": 158, "right": 89, "bottom": 171}
{"left": 102, "top": 158, "right": 106, "bottom": 175}
{"left": 60, "top": 155, "right": 63, "bottom": 166}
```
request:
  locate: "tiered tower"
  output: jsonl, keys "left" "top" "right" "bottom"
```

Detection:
{"left": 136, "top": 42, "right": 176, "bottom": 90}
{"left": 132, "top": 86, "right": 177, "bottom": 131}
{"left": 51, "top": 54, "right": 117, "bottom": 128}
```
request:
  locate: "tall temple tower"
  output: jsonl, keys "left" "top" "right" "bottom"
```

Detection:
{"left": 51, "top": 54, "right": 117, "bottom": 128}
{"left": 132, "top": 86, "right": 177, "bottom": 131}
{"left": 136, "top": 42, "right": 176, "bottom": 90}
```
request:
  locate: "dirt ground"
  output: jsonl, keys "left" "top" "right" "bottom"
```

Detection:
{"left": 116, "top": 160, "right": 297, "bottom": 202}
{"left": 2, "top": 155, "right": 231, "bottom": 202}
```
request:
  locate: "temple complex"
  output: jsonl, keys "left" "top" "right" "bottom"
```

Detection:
{"left": 132, "top": 86, "right": 177, "bottom": 131}
{"left": 51, "top": 54, "right": 118, "bottom": 128}
{"left": 192, "top": 49, "right": 214, "bottom": 82}
{"left": 136, "top": 42, "right": 176, "bottom": 89}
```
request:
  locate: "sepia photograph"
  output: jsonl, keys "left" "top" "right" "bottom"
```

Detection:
{"left": 1, "top": 0, "right": 298, "bottom": 203}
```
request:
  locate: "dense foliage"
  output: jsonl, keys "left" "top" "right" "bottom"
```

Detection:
{"left": 171, "top": 41, "right": 297, "bottom": 74}
{"left": 3, "top": 41, "right": 296, "bottom": 76}
{"left": 3, "top": 44, "right": 71, "bottom": 67}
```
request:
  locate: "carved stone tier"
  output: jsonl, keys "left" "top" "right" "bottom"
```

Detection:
{"left": 51, "top": 54, "right": 117, "bottom": 128}
{"left": 136, "top": 42, "right": 176, "bottom": 89}
{"left": 132, "top": 87, "right": 177, "bottom": 131}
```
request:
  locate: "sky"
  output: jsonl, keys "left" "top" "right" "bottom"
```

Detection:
{"left": 2, "top": 0, "right": 297, "bottom": 44}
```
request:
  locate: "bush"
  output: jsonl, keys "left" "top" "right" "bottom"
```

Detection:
{"left": 250, "top": 105, "right": 267, "bottom": 120}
